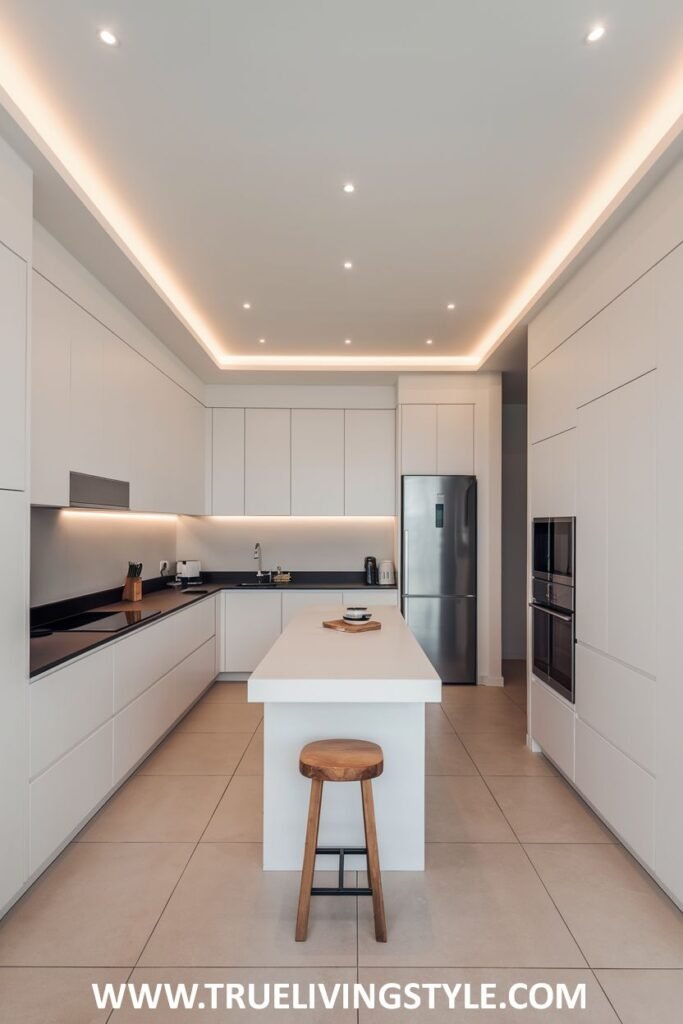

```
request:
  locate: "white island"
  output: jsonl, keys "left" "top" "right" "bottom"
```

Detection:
{"left": 248, "top": 604, "right": 441, "bottom": 871}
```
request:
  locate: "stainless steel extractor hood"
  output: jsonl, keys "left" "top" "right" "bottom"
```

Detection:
{"left": 69, "top": 471, "right": 130, "bottom": 510}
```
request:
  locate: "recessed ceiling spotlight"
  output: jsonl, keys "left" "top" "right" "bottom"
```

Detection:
{"left": 242, "top": 302, "right": 251, "bottom": 309}
{"left": 426, "top": 339, "right": 433, "bottom": 345}
{"left": 586, "top": 24, "right": 606, "bottom": 43}
{"left": 447, "top": 303, "right": 456, "bottom": 310}
{"left": 98, "top": 28, "right": 119, "bottom": 46}
{"left": 343, "top": 261, "right": 353, "bottom": 270}
{"left": 344, "top": 338, "right": 352, "bottom": 345}
{"left": 343, "top": 183, "right": 355, "bottom": 193}
{"left": 259, "top": 338, "right": 266, "bottom": 344}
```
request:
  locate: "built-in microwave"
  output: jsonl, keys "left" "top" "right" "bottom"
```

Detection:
{"left": 532, "top": 516, "right": 575, "bottom": 586}
{"left": 530, "top": 517, "right": 576, "bottom": 703}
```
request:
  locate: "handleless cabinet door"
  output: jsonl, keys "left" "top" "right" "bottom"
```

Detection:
{"left": 212, "top": 408, "right": 245, "bottom": 514}
{"left": 282, "top": 589, "right": 343, "bottom": 627}
{"left": 31, "top": 274, "right": 70, "bottom": 506}
{"left": 345, "top": 409, "right": 396, "bottom": 515}
{"left": 222, "top": 591, "right": 282, "bottom": 672}
{"left": 437, "top": 405, "right": 474, "bottom": 474}
{"left": 245, "top": 409, "right": 291, "bottom": 515}
{"left": 401, "top": 405, "right": 437, "bottom": 474}
{"left": 0, "top": 242, "right": 27, "bottom": 491}
{"left": 291, "top": 409, "right": 344, "bottom": 515}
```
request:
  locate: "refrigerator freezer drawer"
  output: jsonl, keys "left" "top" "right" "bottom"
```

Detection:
{"left": 403, "top": 595, "right": 476, "bottom": 685}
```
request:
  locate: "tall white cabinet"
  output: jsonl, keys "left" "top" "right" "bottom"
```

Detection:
{"left": 0, "top": 139, "right": 31, "bottom": 912}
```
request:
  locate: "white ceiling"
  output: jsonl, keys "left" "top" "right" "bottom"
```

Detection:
{"left": 1, "top": 1, "right": 683, "bottom": 380}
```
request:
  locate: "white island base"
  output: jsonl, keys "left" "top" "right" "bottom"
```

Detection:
{"left": 248, "top": 606, "right": 441, "bottom": 872}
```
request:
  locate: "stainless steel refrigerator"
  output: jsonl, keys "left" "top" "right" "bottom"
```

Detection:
{"left": 401, "top": 475, "right": 477, "bottom": 685}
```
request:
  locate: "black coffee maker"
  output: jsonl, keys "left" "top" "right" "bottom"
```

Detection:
{"left": 364, "top": 556, "right": 378, "bottom": 585}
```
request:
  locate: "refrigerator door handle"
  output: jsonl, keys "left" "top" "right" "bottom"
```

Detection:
{"left": 403, "top": 530, "right": 409, "bottom": 621}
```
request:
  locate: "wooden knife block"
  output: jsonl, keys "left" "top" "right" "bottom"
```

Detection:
{"left": 122, "top": 577, "right": 143, "bottom": 602}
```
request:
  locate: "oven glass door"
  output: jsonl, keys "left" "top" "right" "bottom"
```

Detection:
{"left": 531, "top": 604, "right": 574, "bottom": 703}
{"left": 550, "top": 520, "right": 574, "bottom": 583}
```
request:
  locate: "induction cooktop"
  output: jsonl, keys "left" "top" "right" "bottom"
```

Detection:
{"left": 48, "top": 608, "right": 162, "bottom": 633}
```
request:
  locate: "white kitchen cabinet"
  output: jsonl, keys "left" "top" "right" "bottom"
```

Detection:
{"left": 344, "top": 409, "right": 396, "bottom": 515}
{"left": 282, "top": 589, "right": 343, "bottom": 627}
{"left": 0, "top": 242, "right": 27, "bottom": 491}
{"left": 173, "top": 637, "right": 217, "bottom": 714}
{"left": 0, "top": 490, "right": 28, "bottom": 909}
{"left": 29, "top": 723, "right": 113, "bottom": 874}
{"left": 576, "top": 399, "right": 608, "bottom": 650}
{"left": 245, "top": 409, "right": 291, "bottom": 515}
{"left": 30, "top": 646, "right": 114, "bottom": 778}
{"left": 529, "top": 678, "right": 575, "bottom": 780}
{"left": 575, "top": 717, "right": 655, "bottom": 865}
{"left": 113, "top": 665, "right": 180, "bottom": 782}
{"left": 221, "top": 591, "right": 283, "bottom": 671}
{"left": 528, "top": 338, "right": 577, "bottom": 444}
{"left": 69, "top": 308, "right": 134, "bottom": 484}
{"left": 607, "top": 372, "right": 656, "bottom": 675}
{"left": 212, "top": 408, "right": 245, "bottom": 514}
{"left": 291, "top": 409, "right": 344, "bottom": 515}
{"left": 401, "top": 405, "right": 437, "bottom": 474}
{"left": 437, "top": 405, "right": 474, "bottom": 474}
{"left": 31, "top": 274, "right": 71, "bottom": 506}
{"left": 528, "top": 429, "right": 576, "bottom": 518}
{"left": 343, "top": 589, "right": 399, "bottom": 609}
{"left": 575, "top": 644, "right": 655, "bottom": 774}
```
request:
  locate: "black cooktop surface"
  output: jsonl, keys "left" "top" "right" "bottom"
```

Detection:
{"left": 48, "top": 608, "right": 162, "bottom": 633}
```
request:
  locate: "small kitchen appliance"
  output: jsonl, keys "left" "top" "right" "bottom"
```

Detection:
{"left": 364, "top": 556, "right": 378, "bottom": 585}
{"left": 176, "top": 560, "right": 202, "bottom": 585}
{"left": 378, "top": 560, "right": 395, "bottom": 586}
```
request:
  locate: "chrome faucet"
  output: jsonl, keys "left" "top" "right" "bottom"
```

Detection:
{"left": 253, "top": 542, "right": 271, "bottom": 580}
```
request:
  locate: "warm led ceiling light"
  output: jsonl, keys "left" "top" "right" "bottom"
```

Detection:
{"left": 426, "top": 339, "right": 433, "bottom": 345}
{"left": 2, "top": 34, "right": 682, "bottom": 373}
{"left": 447, "top": 303, "right": 456, "bottom": 310}
{"left": 242, "top": 302, "right": 251, "bottom": 309}
{"left": 343, "top": 183, "right": 355, "bottom": 193}
{"left": 259, "top": 338, "right": 266, "bottom": 344}
{"left": 98, "top": 29, "right": 119, "bottom": 46}
{"left": 343, "top": 261, "right": 353, "bottom": 269}
{"left": 344, "top": 338, "right": 352, "bottom": 345}
{"left": 586, "top": 25, "right": 606, "bottom": 43}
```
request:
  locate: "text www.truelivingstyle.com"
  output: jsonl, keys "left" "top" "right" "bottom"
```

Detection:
{"left": 92, "top": 980, "right": 587, "bottom": 1012}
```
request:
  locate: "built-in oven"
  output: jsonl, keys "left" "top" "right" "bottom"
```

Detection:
{"left": 530, "top": 518, "right": 576, "bottom": 703}
{"left": 532, "top": 516, "right": 575, "bottom": 585}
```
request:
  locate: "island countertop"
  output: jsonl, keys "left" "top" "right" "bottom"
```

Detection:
{"left": 249, "top": 605, "right": 441, "bottom": 703}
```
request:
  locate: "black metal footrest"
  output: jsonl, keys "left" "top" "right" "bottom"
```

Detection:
{"left": 311, "top": 846, "right": 372, "bottom": 896}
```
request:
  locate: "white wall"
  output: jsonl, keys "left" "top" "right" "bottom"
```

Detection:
{"left": 527, "top": 151, "right": 683, "bottom": 907}
{"left": 501, "top": 403, "right": 527, "bottom": 660}
{"left": 176, "top": 515, "right": 395, "bottom": 573}
{"left": 30, "top": 509, "right": 178, "bottom": 607}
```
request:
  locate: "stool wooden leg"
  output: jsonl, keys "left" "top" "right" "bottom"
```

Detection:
{"left": 361, "top": 778, "right": 387, "bottom": 942}
{"left": 295, "top": 777, "right": 323, "bottom": 941}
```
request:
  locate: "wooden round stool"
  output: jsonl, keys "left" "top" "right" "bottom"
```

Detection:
{"left": 295, "top": 739, "right": 387, "bottom": 943}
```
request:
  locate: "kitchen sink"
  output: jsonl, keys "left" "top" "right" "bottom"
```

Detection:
{"left": 237, "top": 581, "right": 276, "bottom": 588}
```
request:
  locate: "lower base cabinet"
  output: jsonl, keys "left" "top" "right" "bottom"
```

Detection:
{"left": 529, "top": 677, "right": 575, "bottom": 780}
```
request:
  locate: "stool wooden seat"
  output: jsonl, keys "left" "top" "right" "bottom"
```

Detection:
{"left": 295, "top": 738, "right": 387, "bottom": 943}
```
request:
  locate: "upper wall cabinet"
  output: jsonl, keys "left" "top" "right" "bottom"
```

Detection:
{"left": 401, "top": 404, "right": 474, "bottom": 476}
{"left": 529, "top": 429, "right": 576, "bottom": 519}
{"left": 31, "top": 276, "right": 70, "bottom": 506}
{"left": 528, "top": 339, "right": 576, "bottom": 444}
{"left": 212, "top": 408, "right": 245, "bottom": 515}
{"left": 245, "top": 409, "right": 291, "bottom": 515}
{"left": 0, "top": 243, "right": 28, "bottom": 491}
{"left": 291, "top": 409, "right": 344, "bottom": 515}
{"left": 345, "top": 409, "right": 395, "bottom": 515}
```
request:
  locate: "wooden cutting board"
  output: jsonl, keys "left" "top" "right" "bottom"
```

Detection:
{"left": 323, "top": 618, "right": 382, "bottom": 633}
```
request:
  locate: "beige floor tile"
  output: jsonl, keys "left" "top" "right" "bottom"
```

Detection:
{"left": 111, "top": 967, "right": 357, "bottom": 1021}
{"left": 77, "top": 776, "right": 229, "bottom": 843}
{"left": 443, "top": 697, "right": 527, "bottom": 735}
{"left": 460, "top": 731, "right": 557, "bottom": 776}
{"left": 357, "top": 968, "right": 618, "bottom": 1021}
{"left": 0, "top": 967, "right": 130, "bottom": 1023}
{"left": 176, "top": 702, "right": 263, "bottom": 734}
{"left": 486, "top": 777, "right": 615, "bottom": 844}
{"left": 595, "top": 969, "right": 683, "bottom": 1024}
{"left": 357, "top": 843, "right": 585, "bottom": 967}
{"left": 526, "top": 844, "right": 683, "bottom": 968}
{"left": 202, "top": 776, "right": 263, "bottom": 843}
{"left": 138, "top": 732, "right": 251, "bottom": 776}
{"left": 140, "top": 843, "right": 357, "bottom": 967}
{"left": 235, "top": 730, "right": 264, "bottom": 776}
{"left": 201, "top": 681, "right": 249, "bottom": 703}
{"left": 425, "top": 732, "right": 478, "bottom": 776}
{"left": 440, "top": 685, "right": 512, "bottom": 708}
{"left": 426, "top": 703, "right": 456, "bottom": 735}
{"left": 426, "top": 776, "right": 517, "bottom": 843}
{"left": 0, "top": 843, "right": 193, "bottom": 967}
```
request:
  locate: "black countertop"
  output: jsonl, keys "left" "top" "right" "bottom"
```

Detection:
{"left": 30, "top": 572, "right": 397, "bottom": 678}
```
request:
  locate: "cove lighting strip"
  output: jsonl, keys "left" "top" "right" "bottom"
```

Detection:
{"left": 1, "top": 33, "right": 683, "bottom": 370}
